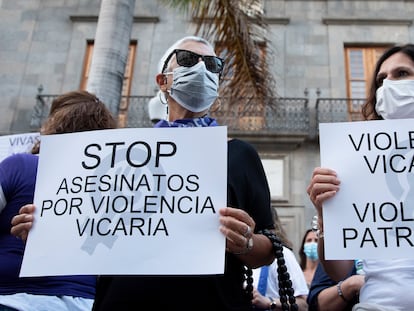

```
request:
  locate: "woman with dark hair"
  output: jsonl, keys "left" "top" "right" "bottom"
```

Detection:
{"left": 2, "top": 91, "right": 116, "bottom": 311}
{"left": 362, "top": 44, "right": 414, "bottom": 121}
{"left": 307, "top": 43, "right": 414, "bottom": 311}
{"left": 299, "top": 229, "right": 319, "bottom": 288}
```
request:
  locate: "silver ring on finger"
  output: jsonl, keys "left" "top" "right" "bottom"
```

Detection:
{"left": 243, "top": 225, "right": 252, "bottom": 237}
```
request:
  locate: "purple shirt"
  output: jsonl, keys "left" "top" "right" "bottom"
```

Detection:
{"left": 0, "top": 153, "right": 96, "bottom": 298}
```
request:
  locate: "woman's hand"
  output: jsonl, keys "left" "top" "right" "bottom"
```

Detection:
{"left": 307, "top": 167, "right": 340, "bottom": 215}
{"left": 10, "top": 203, "right": 36, "bottom": 241}
{"left": 219, "top": 207, "right": 255, "bottom": 255}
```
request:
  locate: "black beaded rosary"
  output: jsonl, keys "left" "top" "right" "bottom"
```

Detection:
{"left": 245, "top": 229, "right": 298, "bottom": 311}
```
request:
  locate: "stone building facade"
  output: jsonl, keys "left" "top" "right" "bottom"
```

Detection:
{"left": 1, "top": 0, "right": 414, "bottom": 255}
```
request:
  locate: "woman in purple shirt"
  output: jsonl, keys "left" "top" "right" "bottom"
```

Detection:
{"left": 0, "top": 90, "right": 116, "bottom": 311}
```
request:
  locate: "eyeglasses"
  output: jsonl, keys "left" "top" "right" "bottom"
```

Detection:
{"left": 162, "top": 49, "right": 224, "bottom": 74}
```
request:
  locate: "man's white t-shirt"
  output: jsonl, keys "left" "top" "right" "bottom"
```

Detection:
{"left": 253, "top": 246, "right": 309, "bottom": 298}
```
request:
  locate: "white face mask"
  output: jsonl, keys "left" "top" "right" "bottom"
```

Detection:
{"left": 167, "top": 61, "right": 219, "bottom": 113}
{"left": 375, "top": 79, "right": 414, "bottom": 119}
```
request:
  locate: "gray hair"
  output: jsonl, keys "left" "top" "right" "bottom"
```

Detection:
{"left": 157, "top": 36, "right": 215, "bottom": 73}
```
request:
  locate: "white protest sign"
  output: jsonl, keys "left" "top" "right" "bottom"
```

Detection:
{"left": 319, "top": 119, "right": 414, "bottom": 260}
{"left": 0, "top": 132, "right": 40, "bottom": 162}
{"left": 20, "top": 126, "right": 227, "bottom": 276}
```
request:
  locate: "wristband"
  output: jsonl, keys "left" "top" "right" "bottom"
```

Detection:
{"left": 337, "top": 280, "right": 349, "bottom": 302}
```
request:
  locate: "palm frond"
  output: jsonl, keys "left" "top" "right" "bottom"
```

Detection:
{"left": 162, "top": 0, "right": 276, "bottom": 113}
{"left": 159, "top": 0, "right": 193, "bottom": 11}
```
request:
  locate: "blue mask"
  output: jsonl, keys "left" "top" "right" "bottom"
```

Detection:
{"left": 304, "top": 242, "right": 318, "bottom": 261}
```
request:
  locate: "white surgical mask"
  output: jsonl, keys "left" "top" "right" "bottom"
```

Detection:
{"left": 375, "top": 79, "right": 414, "bottom": 119}
{"left": 167, "top": 61, "right": 219, "bottom": 113}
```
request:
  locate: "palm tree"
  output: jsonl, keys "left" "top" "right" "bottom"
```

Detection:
{"left": 88, "top": 0, "right": 274, "bottom": 127}
{"left": 162, "top": 0, "right": 276, "bottom": 116}
{"left": 86, "top": 0, "right": 136, "bottom": 122}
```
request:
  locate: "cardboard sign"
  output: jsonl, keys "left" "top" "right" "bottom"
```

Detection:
{"left": 20, "top": 127, "right": 227, "bottom": 276}
{"left": 319, "top": 118, "right": 414, "bottom": 260}
{"left": 0, "top": 132, "right": 39, "bottom": 161}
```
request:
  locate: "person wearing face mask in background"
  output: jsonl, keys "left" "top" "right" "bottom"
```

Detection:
{"left": 307, "top": 43, "right": 414, "bottom": 311}
{"left": 307, "top": 220, "right": 364, "bottom": 311}
{"left": 84, "top": 35, "right": 282, "bottom": 311}
{"left": 299, "top": 229, "right": 319, "bottom": 288}
{"left": 147, "top": 90, "right": 167, "bottom": 124}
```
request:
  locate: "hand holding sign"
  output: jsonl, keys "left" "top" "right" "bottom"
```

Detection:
{"left": 19, "top": 126, "right": 227, "bottom": 277}
{"left": 318, "top": 118, "right": 414, "bottom": 260}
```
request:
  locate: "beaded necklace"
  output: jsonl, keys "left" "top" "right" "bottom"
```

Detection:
{"left": 245, "top": 229, "right": 298, "bottom": 311}
{"left": 153, "top": 117, "right": 296, "bottom": 310}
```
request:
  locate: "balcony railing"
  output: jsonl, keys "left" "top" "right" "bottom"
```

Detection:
{"left": 32, "top": 93, "right": 310, "bottom": 134}
{"left": 210, "top": 97, "right": 309, "bottom": 135}
{"left": 316, "top": 98, "right": 365, "bottom": 123}
{"left": 31, "top": 91, "right": 366, "bottom": 139}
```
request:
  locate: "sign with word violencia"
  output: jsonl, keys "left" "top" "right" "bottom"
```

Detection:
{"left": 20, "top": 127, "right": 227, "bottom": 276}
{"left": 320, "top": 118, "right": 414, "bottom": 260}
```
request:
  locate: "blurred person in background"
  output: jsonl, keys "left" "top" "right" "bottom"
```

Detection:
{"left": 299, "top": 228, "right": 319, "bottom": 288}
